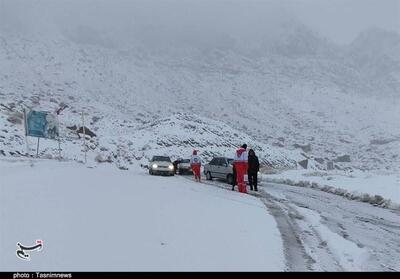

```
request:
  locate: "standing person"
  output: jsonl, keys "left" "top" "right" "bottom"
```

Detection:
{"left": 233, "top": 144, "right": 248, "bottom": 193}
{"left": 173, "top": 159, "right": 181, "bottom": 175}
{"left": 190, "top": 150, "right": 202, "bottom": 182}
{"left": 248, "top": 149, "right": 260, "bottom": 191}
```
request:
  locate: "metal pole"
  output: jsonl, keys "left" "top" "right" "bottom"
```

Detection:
{"left": 56, "top": 113, "right": 62, "bottom": 161}
{"left": 58, "top": 137, "right": 61, "bottom": 161}
{"left": 36, "top": 137, "right": 40, "bottom": 157}
{"left": 82, "top": 112, "right": 87, "bottom": 164}
{"left": 23, "top": 109, "right": 30, "bottom": 156}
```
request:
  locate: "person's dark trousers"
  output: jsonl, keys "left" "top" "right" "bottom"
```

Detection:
{"left": 248, "top": 170, "right": 258, "bottom": 191}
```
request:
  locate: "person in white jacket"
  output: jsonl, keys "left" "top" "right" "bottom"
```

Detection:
{"left": 190, "top": 150, "right": 202, "bottom": 182}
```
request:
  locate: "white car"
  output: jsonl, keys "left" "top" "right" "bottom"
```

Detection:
{"left": 177, "top": 159, "right": 193, "bottom": 175}
{"left": 149, "top": 156, "right": 175, "bottom": 176}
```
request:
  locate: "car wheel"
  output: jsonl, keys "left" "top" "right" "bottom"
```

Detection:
{"left": 149, "top": 170, "right": 153, "bottom": 175}
{"left": 206, "top": 172, "right": 212, "bottom": 180}
{"left": 227, "top": 174, "right": 233, "bottom": 185}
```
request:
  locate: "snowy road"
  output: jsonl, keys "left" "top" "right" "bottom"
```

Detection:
{"left": 198, "top": 178, "right": 400, "bottom": 271}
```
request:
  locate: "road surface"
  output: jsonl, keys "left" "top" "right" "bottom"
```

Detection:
{"left": 195, "top": 176, "right": 400, "bottom": 271}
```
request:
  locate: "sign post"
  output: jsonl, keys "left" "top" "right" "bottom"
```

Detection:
{"left": 58, "top": 138, "right": 61, "bottom": 161}
{"left": 36, "top": 138, "right": 40, "bottom": 157}
{"left": 23, "top": 109, "right": 30, "bottom": 156}
{"left": 81, "top": 112, "right": 87, "bottom": 164}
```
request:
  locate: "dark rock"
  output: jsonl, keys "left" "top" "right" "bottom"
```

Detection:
{"left": 370, "top": 138, "right": 397, "bottom": 145}
{"left": 339, "top": 138, "right": 352, "bottom": 144}
{"left": 272, "top": 142, "right": 284, "bottom": 147}
{"left": 301, "top": 153, "right": 310, "bottom": 159}
{"left": 372, "top": 195, "right": 385, "bottom": 205}
{"left": 95, "top": 154, "right": 112, "bottom": 163}
{"left": 293, "top": 143, "right": 312, "bottom": 153}
{"left": 77, "top": 127, "right": 96, "bottom": 138}
{"left": 334, "top": 155, "right": 351, "bottom": 163}
{"left": 7, "top": 111, "right": 23, "bottom": 125}
{"left": 0, "top": 103, "right": 13, "bottom": 111}
{"left": 92, "top": 116, "right": 101, "bottom": 123}
{"left": 68, "top": 125, "right": 96, "bottom": 138}
{"left": 298, "top": 159, "right": 308, "bottom": 169}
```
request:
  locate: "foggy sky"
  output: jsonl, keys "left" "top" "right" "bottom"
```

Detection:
{"left": 284, "top": 0, "right": 399, "bottom": 44}
{"left": 0, "top": 0, "right": 398, "bottom": 46}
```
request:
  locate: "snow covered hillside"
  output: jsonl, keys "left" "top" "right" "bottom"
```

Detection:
{"left": 0, "top": 24, "right": 399, "bottom": 171}
{"left": 0, "top": 159, "right": 284, "bottom": 271}
{"left": 2, "top": 0, "right": 400, "bottom": 273}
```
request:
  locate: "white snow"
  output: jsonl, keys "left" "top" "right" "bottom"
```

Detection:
{"left": 265, "top": 169, "right": 400, "bottom": 206}
{"left": 0, "top": 159, "right": 284, "bottom": 271}
{"left": 294, "top": 206, "right": 369, "bottom": 271}
{"left": 1, "top": 29, "right": 399, "bottom": 172}
{"left": 262, "top": 182, "right": 400, "bottom": 271}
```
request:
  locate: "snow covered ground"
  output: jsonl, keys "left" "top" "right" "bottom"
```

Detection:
{"left": 0, "top": 159, "right": 284, "bottom": 271}
{"left": 2, "top": 157, "right": 399, "bottom": 271}
{"left": 179, "top": 176, "right": 400, "bottom": 271}
{"left": 260, "top": 182, "right": 400, "bottom": 271}
{"left": 264, "top": 170, "right": 400, "bottom": 209}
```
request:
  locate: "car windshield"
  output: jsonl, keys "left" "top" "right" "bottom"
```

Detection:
{"left": 181, "top": 159, "right": 190, "bottom": 163}
{"left": 152, "top": 156, "right": 171, "bottom": 162}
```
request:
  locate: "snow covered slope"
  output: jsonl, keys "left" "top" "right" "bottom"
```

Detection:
{"left": 0, "top": 24, "right": 399, "bottom": 171}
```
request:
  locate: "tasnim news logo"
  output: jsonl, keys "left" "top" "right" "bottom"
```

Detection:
{"left": 16, "top": 240, "right": 43, "bottom": 261}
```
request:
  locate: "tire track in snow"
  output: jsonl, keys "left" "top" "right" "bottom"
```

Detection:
{"left": 263, "top": 181, "right": 400, "bottom": 271}
{"left": 181, "top": 176, "right": 342, "bottom": 271}
{"left": 258, "top": 190, "right": 343, "bottom": 271}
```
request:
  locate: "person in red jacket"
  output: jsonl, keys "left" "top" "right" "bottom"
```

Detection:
{"left": 233, "top": 144, "right": 248, "bottom": 193}
{"left": 190, "top": 150, "right": 202, "bottom": 182}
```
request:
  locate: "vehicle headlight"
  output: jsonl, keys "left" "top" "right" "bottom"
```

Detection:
{"left": 152, "top": 164, "right": 158, "bottom": 169}
{"left": 168, "top": 165, "right": 174, "bottom": 170}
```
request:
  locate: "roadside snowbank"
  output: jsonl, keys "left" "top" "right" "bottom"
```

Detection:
{"left": 262, "top": 170, "right": 400, "bottom": 211}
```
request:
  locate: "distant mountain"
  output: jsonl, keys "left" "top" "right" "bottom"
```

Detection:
{"left": 349, "top": 28, "right": 400, "bottom": 62}
{"left": 346, "top": 28, "right": 400, "bottom": 97}
{"left": 0, "top": 23, "right": 399, "bottom": 171}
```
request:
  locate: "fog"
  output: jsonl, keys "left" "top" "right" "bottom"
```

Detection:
{"left": 0, "top": 0, "right": 398, "bottom": 49}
